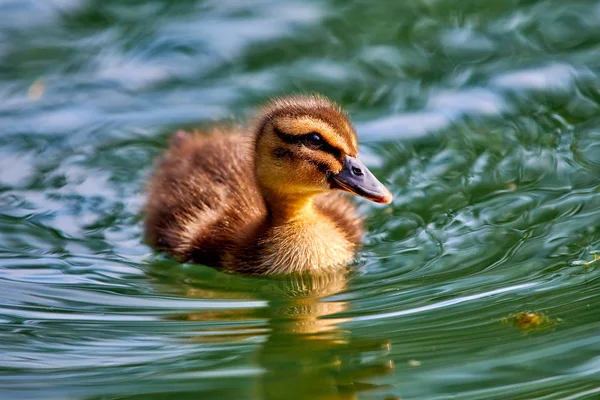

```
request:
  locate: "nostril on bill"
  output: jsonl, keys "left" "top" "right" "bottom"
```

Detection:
{"left": 351, "top": 166, "right": 363, "bottom": 176}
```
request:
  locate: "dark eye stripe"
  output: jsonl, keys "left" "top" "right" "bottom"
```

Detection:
{"left": 273, "top": 146, "right": 294, "bottom": 159}
{"left": 320, "top": 141, "right": 342, "bottom": 160}
{"left": 273, "top": 127, "right": 300, "bottom": 145}
{"left": 273, "top": 127, "right": 343, "bottom": 160}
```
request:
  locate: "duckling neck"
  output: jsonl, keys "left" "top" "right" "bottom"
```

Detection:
{"left": 264, "top": 192, "right": 319, "bottom": 225}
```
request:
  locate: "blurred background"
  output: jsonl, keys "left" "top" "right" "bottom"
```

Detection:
{"left": 1, "top": 0, "right": 600, "bottom": 399}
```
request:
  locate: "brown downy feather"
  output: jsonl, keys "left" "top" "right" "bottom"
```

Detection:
{"left": 144, "top": 95, "right": 371, "bottom": 275}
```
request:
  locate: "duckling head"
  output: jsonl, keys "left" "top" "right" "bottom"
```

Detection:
{"left": 254, "top": 94, "right": 392, "bottom": 211}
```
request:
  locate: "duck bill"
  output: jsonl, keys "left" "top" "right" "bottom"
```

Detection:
{"left": 330, "top": 156, "right": 392, "bottom": 204}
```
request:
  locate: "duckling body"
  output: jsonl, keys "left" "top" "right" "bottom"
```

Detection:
{"left": 144, "top": 95, "right": 391, "bottom": 274}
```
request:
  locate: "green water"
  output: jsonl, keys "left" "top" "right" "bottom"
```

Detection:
{"left": 1, "top": 0, "right": 600, "bottom": 399}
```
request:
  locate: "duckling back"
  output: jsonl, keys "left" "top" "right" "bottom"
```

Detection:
{"left": 144, "top": 131, "right": 266, "bottom": 266}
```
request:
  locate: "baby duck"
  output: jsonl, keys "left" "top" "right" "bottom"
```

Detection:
{"left": 144, "top": 94, "right": 392, "bottom": 274}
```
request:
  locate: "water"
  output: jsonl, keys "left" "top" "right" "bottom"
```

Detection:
{"left": 1, "top": 0, "right": 600, "bottom": 399}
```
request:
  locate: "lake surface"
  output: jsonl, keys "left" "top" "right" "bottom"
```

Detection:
{"left": 1, "top": 0, "right": 600, "bottom": 399}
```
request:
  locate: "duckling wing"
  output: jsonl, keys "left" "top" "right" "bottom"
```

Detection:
{"left": 144, "top": 132, "right": 265, "bottom": 265}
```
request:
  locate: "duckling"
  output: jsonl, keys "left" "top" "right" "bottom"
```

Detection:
{"left": 144, "top": 94, "right": 392, "bottom": 274}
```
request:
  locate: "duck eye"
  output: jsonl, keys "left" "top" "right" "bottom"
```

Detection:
{"left": 304, "top": 133, "right": 324, "bottom": 149}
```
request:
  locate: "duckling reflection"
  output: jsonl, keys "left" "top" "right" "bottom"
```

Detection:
{"left": 255, "top": 274, "right": 394, "bottom": 400}
{"left": 159, "top": 267, "right": 394, "bottom": 400}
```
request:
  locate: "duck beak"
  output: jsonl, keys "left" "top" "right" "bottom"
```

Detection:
{"left": 330, "top": 155, "right": 393, "bottom": 204}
